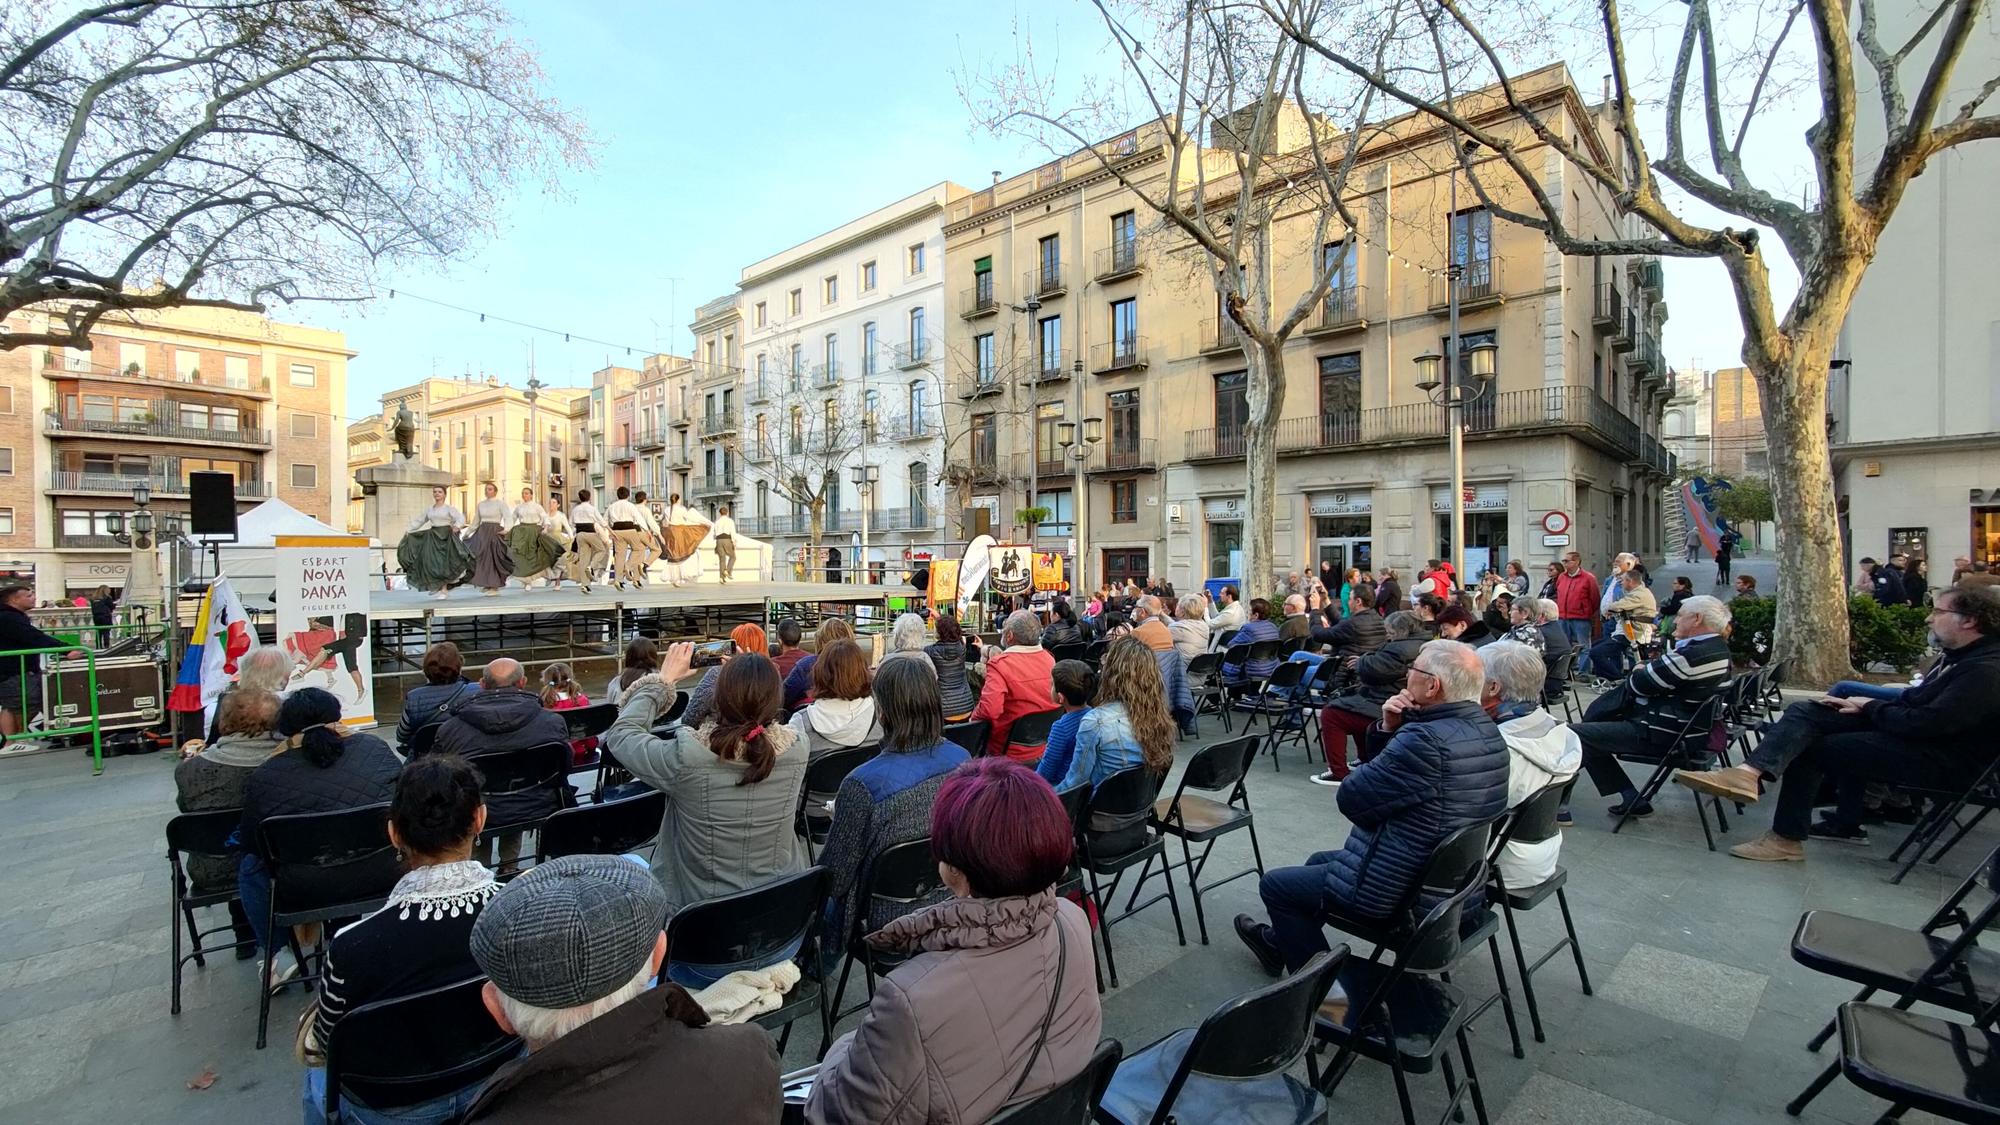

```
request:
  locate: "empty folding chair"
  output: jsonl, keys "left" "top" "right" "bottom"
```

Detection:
{"left": 1076, "top": 767, "right": 1186, "bottom": 989}
{"left": 1185, "top": 652, "right": 1232, "bottom": 733}
{"left": 1150, "top": 735, "right": 1265, "bottom": 945}
{"left": 1487, "top": 779, "right": 1593, "bottom": 1045}
{"left": 166, "top": 807, "right": 255, "bottom": 1015}
{"left": 1886, "top": 754, "right": 2000, "bottom": 885}
{"left": 1239, "top": 662, "right": 1312, "bottom": 770}
{"left": 534, "top": 788, "right": 668, "bottom": 862}
{"left": 1828, "top": 1000, "right": 2000, "bottom": 1124}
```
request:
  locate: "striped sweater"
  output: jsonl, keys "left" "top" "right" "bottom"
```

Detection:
{"left": 1627, "top": 632, "right": 1732, "bottom": 737}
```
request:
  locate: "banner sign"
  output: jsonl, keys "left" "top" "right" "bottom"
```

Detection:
{"left": 1031, "top": 552, "right": 1065, "bottom": 592}
{"left": 275, "top": 536, "right": 375, "bottom": 726}
{"left": 988, "top": 543, "right": 1032, "bottom": 596}
{"left": 928, "top": 559, "right": 960, "bottom": 613}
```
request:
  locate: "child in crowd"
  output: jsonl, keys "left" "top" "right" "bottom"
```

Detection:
{"left": 540, "top": 662, "right": 594, "bottom": 765}
{"left": 1035, "top": 660, "right": 1097, "bottom": 786}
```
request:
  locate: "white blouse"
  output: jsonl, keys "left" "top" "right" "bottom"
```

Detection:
{"left": 409, "top": 503, "right": 464, "bottom": 532}
{"left": 474, "top": 498, "right": 510, "bottom": 525}
{"left": 511, "top": 501, "right": 546, "bottom": 526}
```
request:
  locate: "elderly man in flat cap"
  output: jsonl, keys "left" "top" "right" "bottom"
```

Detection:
{"left": 461, "top": 855, "right": 780, "bottom": 1123}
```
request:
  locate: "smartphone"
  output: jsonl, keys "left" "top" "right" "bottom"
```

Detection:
{"left": 691, "top": 638, "right": 735, "bottom": 667}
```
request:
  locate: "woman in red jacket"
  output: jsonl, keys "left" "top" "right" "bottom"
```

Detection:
{"left": 970, "top": 610, "right": 1057, "bottom": 760}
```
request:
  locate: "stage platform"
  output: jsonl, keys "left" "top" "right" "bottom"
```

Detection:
{"left": 369, "top": 579, "right": 918, "bottom": 622}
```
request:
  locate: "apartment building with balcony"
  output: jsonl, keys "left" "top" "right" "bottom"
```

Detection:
{"left": 688, "top": 295, "right": 745, "bottom": 513}
{"left": 0, "top": 304, "right": 350, "bottom": 597}
{"left": 939, "top": 65, "right": 1673, "bottom": 592}
{"left": 586, "top": 364, "right": 640, "bottom": 497}
{"left": 627, "top": 353, "right": 694, "bottom": 502}
{"left": 376, "top": 374, "right": 587, "bottom": 517}
{"left": 723, "top": 182, "right": 968, "bottom": 559}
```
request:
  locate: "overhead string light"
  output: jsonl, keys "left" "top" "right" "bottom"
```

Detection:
{"left": 381, "top": 288, "right": 649, "bottom": 358}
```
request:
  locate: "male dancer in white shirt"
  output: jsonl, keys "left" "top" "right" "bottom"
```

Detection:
{"left": 632, "top": 490, "right": 664, "bottom": 585}
{"left": 569, "top": 488, "right": 611, "bottom": 595}
{"left": 711, "top": 504, "right": 739, "bottom": 583}
{"left": 604, "top": 487, "right": 647, "bottom": 590}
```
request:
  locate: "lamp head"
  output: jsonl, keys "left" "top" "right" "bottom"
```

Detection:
{"left": 1055, "top": 420, "right": 1077, "bottom": 448}
{"left": 1468, "top": 340, "right": 1498, "bottom": 381}
{"left": 1413, "top": 350, "right": 1443, "bottom": 390}
{"left": 132, "top": 481, "right": 151, "bottom": 508}
{"left": 1083, "top": 416, "right": 1104, "bottom": 445}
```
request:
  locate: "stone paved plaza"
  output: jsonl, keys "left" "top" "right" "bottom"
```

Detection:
{"left": 0, "top": 705, "right": 1972, "bottom": 1125}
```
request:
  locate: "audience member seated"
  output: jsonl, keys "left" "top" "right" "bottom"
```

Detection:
{"left": 1501, "top": 596, "right": 1547, "bottom": 654}
{"left": 1311, "top": 611, "right": 1428, "bottom": 786}
{"left": 1570, "top": 596, "right": 1733, "bottom": 820}
{"left": 605, "top": 645, "right": 808, "bottom": 982}
{"left": 464, "top": 854, "right": 780, "bottom": 1123}
{"left": 878, "top": 613, "right": 935, "bottom": 680}
{"left": 1035, "top": 661, "right": 1097, "bottom": 786}
{"left": 1733, "top": 574, "right": 1759, "bottom": 601}
{"left": 771, "top": 618, "right": 810, "bottom": 681}
{"left": 238, "top": 688, "right": 401, "bottom": 977}
{"left": 785, "top": 640, "right": 882, "bottom": 758}
{"left": 1308, "top": 585, "right": 1388, "bottom": 656}
{"left": 819, "top": 659, "right": 971, "bottom": 944}
{"left": 1128, "top": 596, "right": 1195, "bottom": 732}
{"left": 602, "top": 636, "right": 657, "bottom": 708}
{"left": 1204, "top": 584, "right": 1246, "bottom": 639}
{"left": 783, "top": 617, "right": 854, "bottom": 712}
{"left": 806, "top": 759, "right": 1101, "bottom": 1124}
{"left": 1435, "top": 604, "right": 1480, "bottom": 643}
{"left": 208, "top": 646, "right": 292, "bottom": 743}
{"left": 1221, "top": 597, "right": 1282, "bottom": 686}
{"left": 927, "top": 614, "right": 978, "bottom": 721}
{"left": 1480, "top": 592, "right": 1513, "bottom": 639}
{"left": 1169, "top": 593, "right": 1212, "bottom": 668}
{"left": 176, "top": 689, "right": 281, "bottom": 957}
{"left": 434, "top": 657, "right": 571, "bottom": 869}
{"left": 1583, "top": 570, "right": 1658, "bottom": 679}
{"left": 1061, "top": 638, "right": 1176, "bottom": 792}
{"left": 1236, "top": 640, "right": 1509, "bottom": 980}
{"left": 301, "top": 755, "right": 502, "bottom": 1124}
{"left": 1536, "top": 598, "right": 1574, "bottom": 698}
{"left": 1479, "top": 642, "right": 1582, "bottom": 888}
{"left": 1042, "top": 601, "right": 1083, "bottom": 649}
{"left": 1278, "top": 594, "right": 1313, "bottom": 644}
{"left": 971, "top": 610, "right": 1057, "bottom": 760}
{"left": 1660, "top": 576, "right": 1695, "bottom": 622}
{"left": 395, "top": 642, "right": 478, "bottom": 755}
{"left": 1678, "top": 582, "right": 2000, "bottom": 860}
{"left": 684, "top": 623, "right": 771, "bottom": 727}
{"left": 539, "top": 662, "right": 595, "bottom": 766}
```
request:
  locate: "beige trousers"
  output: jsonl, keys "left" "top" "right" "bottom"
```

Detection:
{"left": 573, "top": 532, "right": 610, "bottom": 588}
{"left": 612, "top": 528, "right": 649, "bottom": 584}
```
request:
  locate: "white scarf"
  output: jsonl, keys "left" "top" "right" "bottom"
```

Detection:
{"left": 387, "top": 859, "right": 499, "bottom": 921}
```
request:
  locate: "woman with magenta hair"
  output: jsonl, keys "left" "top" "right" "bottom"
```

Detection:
{"left": 807, "top": 759, "right": 1102, "bottom": 1123}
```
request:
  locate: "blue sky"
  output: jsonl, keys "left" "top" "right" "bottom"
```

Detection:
{"left": 320, "top": 0, "right": 1786, "bottom": 422}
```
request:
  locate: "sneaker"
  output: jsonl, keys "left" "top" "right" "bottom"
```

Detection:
{"left": 1730, "top": 831, "right": 1806, "bottom": 862}
{"left": 1673, "top": 766, "right": 1762, "bottom": 803}
{"left": 1555, "top": 808, "right": 1574, "bottom": 828}
{"left": 1607, "top": 798, "right": 1654, "bottom": 818}
{"left": 1233, "top": 914, "right": 1284, "bottom": 978}
{"left": 1309, "top": 770, "right": 1342, "bottom": 788}
{"left": 1808, "top": 818, "right": 1870, "bottom": 846}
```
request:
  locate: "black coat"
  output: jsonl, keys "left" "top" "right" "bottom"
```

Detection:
{"left": 1311, "top": 611, "right": 1386, "bottom": 656}
{"left": 433, "top": 687, "right": 572, "bottom": 826}
{"left": 238, "top": 734, "right": 401, "bottom": 859}
{"left": 1863, "top": 635, "right": 2000, "bottom": 777}
{"left": 1329, "top": 636, "right": 1425, "bottom": 720}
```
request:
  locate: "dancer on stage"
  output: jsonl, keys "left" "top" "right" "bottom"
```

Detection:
{"left": 605, "top": 486, "right": 647, "bottom": 591}
{"left": 506, "top": 487, "right": 568, "bottom": 590}
{"left": 632, "top": 491, "right": 664, "bottom": 582}
{"left": 465, "top": 482, "right": 515, "bottom": 597}
{"left": 569, "top": 489, "right": 610, "bottom": 595}
{"left": 542, "top": 495, "right": 575, "bottom": 586}
{"left": 712, "top": 503, "right": 738, "bottom": 583}
{"left": 660, "top": 492, "right": 711, "bottom": 588}
{"left": 398, "top": 485, "right": 471, "bottom": 600}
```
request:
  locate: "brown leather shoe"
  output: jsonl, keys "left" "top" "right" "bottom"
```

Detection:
{"left": 1317, "top": 995, "right": 1350, "bottom": 1026}
{"left": 1674, "top": 765, "right": 1762, "bottom": 803}
{"left": 1729, "top": 831, "right": 1805, "bottom": 862}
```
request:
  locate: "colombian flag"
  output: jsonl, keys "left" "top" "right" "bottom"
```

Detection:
{"left": 168, "top": 577, "right": 256, "bottom": 712}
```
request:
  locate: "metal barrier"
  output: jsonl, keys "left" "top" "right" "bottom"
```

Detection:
{"left": 0, "top": 645, "right": 103, "bottom": 774}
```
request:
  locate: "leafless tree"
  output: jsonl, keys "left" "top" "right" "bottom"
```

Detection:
{"left": 725, "top": 334, "right": 871, "bottom": 556}
{"left": 1259, "top": 0, "right": 2000, "bottom": 683}
{"left": 1, "top": 0, "right": 590, "bottom": 349}
{"left": 964, "top": 0, "right": 1382, "bottom": 599}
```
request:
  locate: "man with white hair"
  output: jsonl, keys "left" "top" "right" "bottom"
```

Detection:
{"left": 1169, "top": 593, "right": 1211, "bottom": 668}
{"left": 1236, "top": 639, "right": 1509, "bottom": 978}
{"left": 1480, "top": 641, "right": 1583, "bottom": 888}
{"left": 463, "top": 854, "right": 779, "bottom": 1121}
{"left": 1570, "top": 595, "right": 1734, "bottom": 820}
{"left": 1278, "top": 593, "right": 1312, "bottom": 645}
{"left": 969, "top": 609, "right": 1057, "bottom": 759}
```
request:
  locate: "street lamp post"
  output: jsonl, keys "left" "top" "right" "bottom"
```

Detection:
{"left": 1412, "top": 340, "right": 1497, "bottom": 589}
{"left": 1056, "top": 413, "right": 1103, "bottom": 598}
{"left": 524, "top": 374, "right": 545, "bottom": 499}
{"left": 849, "top": 463, "right": 878, "bottom": 585}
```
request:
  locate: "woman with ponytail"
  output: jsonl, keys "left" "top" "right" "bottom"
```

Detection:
{"left": 301, "top": 754, "right": 502, "bottom": 1123}
{"left": 606, "top": 643, "right": 808, "bottom": 987}
{"left": 237, "top": 688, "right": 401, "bottom": 975}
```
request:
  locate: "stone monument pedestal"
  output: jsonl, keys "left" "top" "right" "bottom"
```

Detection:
{"left": 358, "top": 455, "right": 454, "bottom": 577}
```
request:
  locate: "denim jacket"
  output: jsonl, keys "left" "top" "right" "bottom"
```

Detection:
{"left": 1064, "top": 702, "right": 1147, "bottom": 791}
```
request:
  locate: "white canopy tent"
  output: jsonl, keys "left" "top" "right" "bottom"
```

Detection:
{"left": 208, "top": 500, "right": 379, "bottom": 605}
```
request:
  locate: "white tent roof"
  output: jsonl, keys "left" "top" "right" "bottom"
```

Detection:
{"left": 223, "top": 499, "right": 349, "bottom": 547}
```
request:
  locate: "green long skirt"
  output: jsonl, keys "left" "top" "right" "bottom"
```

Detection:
{"left": 507, "top": 523, "right": 567, "bottom": 577}
{"left": 397, "top": 525, "right": 472, "bottom": 592}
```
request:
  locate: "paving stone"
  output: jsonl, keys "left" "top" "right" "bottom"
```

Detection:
{"left": 1497, "top": 1072, "right": 1679, "bottom": 1125}
{"left": 1596, "top": 942, "right": 1769, "bottom": 1040}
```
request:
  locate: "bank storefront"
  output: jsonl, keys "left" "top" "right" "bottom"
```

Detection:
{"left": 1429, "top": 482, "right": 1512, "bottom": 576}
{"left": 1308, "top": 490, "right": 1372, "bottom": 578}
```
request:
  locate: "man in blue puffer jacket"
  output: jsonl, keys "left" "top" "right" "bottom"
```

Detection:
{"left": 1236, "top": 639, "right": 1510, "bottom": 974}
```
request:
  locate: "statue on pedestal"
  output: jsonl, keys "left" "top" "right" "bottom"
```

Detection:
{"left": 392, "top": 404, "right": 417, "bottom": 461}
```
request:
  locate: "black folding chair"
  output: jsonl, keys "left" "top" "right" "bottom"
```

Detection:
{"left": 1004, "top": 708, "right": 1062, "bottom": 762}
{"left": 798, "top": 743, "right": 881, "bottom": 860}
{"left": 1487, "top": 779, "right": 1593, "bottom": 1045}
{"left": 1829, "top": 1000, "right": 2000, "bottom": 1124}
{"left": 1758, "top": 658, "right": 1790, "bottom": 718}
{"left": 1050, "top": 641, "right": 1088, "bottom": 664}
{"left": 830, "top": 836, "right": 945, "bottom": 1021}
{"left": 1785, "top": 841, "right": 2000, "bottom": 1116}
{"left": 534, "top": 788, "right": 667, "bottom": 862}
{"left": 1185, "top": 652, "right": 1231, "bottom": 733}
{"left": 1886, "top": 755, "right": 2000, "bottom": 885}
{"left": 1309, "top": 824, "right": 1505, "bottom": 1125}
{"left": 473, "top": 742, "right": 575, "bottom": 867}
{"left": 666, "top": 865, "right": 832, "bottom": 1057}
{"left": 1099, "top": 950, "right": 1344, "bottom": 1125}
{"left": 1544, "top": 649, "right": 1580, "bottom": 721}
{"left": 256, "top": 804, "right": 401, "bottom": 1048}
{"left": 1051, "top": 783, "right": 1108, "bottom": 995}
{"left": 1605, "top": 693, "right": 1734, "bottom": 849}
{"left": 1084, "top": 639, "right": 1110, "bottom": 668}
{"left": 1149, "top": 735, "right": 1265, "bottom": 945}
{"left": 1217, "top": 642, "right": 1254, "bottom": 695}
{"left": 1076, "top": 767, "right": 1186, "bottom": 989}
{"left": 320, "top": 976, "right": 522, "bottom": 1124}
{"left": 1238, "top": 662, "right": 1311, "bottom": 770}
{"left": 987, "top": 1037, "right": 1122, "bottom": 1124}
{"left": 943, "top": 718, "right": 991, "bottom": 756}
{"left": 406, "top": 722, "right": 440, "bottom": 759}
{"left": 167, "top": 807, "right": 254, "bottom": 1015}
{"left": 557, "top": 701, "right": 619, "bottom": 782}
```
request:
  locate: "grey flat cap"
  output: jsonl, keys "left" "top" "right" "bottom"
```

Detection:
{"left": 470, "top": 854, "right": 667, "bottom": 1010}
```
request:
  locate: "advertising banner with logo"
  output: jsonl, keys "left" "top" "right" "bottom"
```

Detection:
{"left": 988, "top": 543, "right": 1032, "bottom": 596}
{"left": 275, "top": 536, "right": 375, "bottom": 725}
{"left": 928, "top": 559, "right": 960, "bottom": 613}
{"left": 1031, "top": 552, "right": 1065, "bottom": 592}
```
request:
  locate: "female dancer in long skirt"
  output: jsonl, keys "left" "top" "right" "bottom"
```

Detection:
{"left": 465, "top": 482, "right": 514, "bottom": 597}
{"left": 397, "top": 485, "right": 470, "bottom": 599}
{"left": 505, "top": 486, "right": 568, "bottom": 589}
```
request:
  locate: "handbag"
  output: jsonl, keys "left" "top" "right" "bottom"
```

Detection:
{"left": 998, "top": 920, "right": 1070, "bottom": 1106}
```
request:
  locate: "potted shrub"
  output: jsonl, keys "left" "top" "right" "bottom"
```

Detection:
{"left": 1016, "top": 505, "right": 1051, "bottom": 540}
